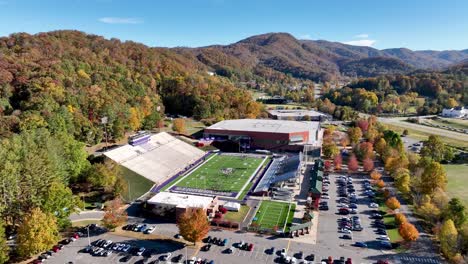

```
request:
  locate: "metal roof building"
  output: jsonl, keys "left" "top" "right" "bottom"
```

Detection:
{"left": 204, "top": 119, "right": 322, "bottom": 151}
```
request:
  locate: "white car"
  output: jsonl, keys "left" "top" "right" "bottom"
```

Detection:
{"left": 378, "top": 235, "right": 390, "bottom": 241}
{"left": 162, "top": 253, "right": 172, "bottom": 261}
{"left": 122, "top": 244, "right": 131, "bottom": 252}
{"left": 144, "top": 226, "right": 155, "bottom": 234}
{"left": 369, "top": 203, "right": 379, "bottom": 208}
{"left": 189, "top": 257, "right": 197, "bottom": 264}
{"left": 340, "top": 228, "right": 352, "bottom": 234}
{"left": 136, "top": 247, "right": 145, "bottom": 256}
{"left": 350, "top": 209, "right": 358, "bottom": 214}
{"left": 321, "top": 195, "right": 330, "bottom": 200}
{"left": 337, "top": 203, "right": 349, "bottom": 208}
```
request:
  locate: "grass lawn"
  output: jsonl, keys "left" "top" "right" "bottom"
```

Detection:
{"left": 120, "top": 167, "right": 155, "bottom": 202}
{"left": 426, "top": 118, "right": 468, "bottom": 130}
{"left": 174, "top": 154, "right": 265, "bottom": 193}
{"left": 444, "top": 164, "right": 468, "bottom": 207}
{"left": 251, "top": 200, "right": 296, "bottom": 231}
{"left": 224, "top": 205, "right": 250, "bottom": 222}
{"left": 184, "top": 119, "right": 206, "bottom": 137}
{"left": 385, "top": 123, "right": 468, "bottom": 150}
{"left": 383, "top": 214, "right": 403, "bottom": 242}
{"left": 375, "top": 191, "right": 403, "bottom": 242}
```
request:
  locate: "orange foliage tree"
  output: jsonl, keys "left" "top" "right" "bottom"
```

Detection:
{"left": 395, "top": 213, "right": 407, "bottom": 226}
{"left": 399, "top": 222, "right": 419, "bottom": 241}
{"left": 347, "top": 154, "right": 359, "bottom": 173}
{"left": 370, "top": 170, "right": 382, "bottom": 181}
{"left": 177, "top": 208, "right": 210, "bottom": 245}
{"left": 102, "top": 197, "right": 128, "bottom": 230}
{"left": 376, "top": 180, "right": 385, "bottom": 189}
{"left": 363, "top": 157, "right": 374, "bottom": 172}
{"left": 385, "top": 197, "right": 401, "bottom": 211}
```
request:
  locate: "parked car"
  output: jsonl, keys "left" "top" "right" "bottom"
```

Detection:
{"left": 202, "top": 244, "right": 212, "bottom": 251}
{"left": 222, "top": 238, "right": 229, "bottom": 246}
{"left": 354, "top": 242, "right": 367, "bottom": 248}
{"left": 369, "top": 203, "right": 379, "bottom": 208}
{"left": 342, "top": 234, "right": 352, "bottom": 239}
{"left": 162, "top": 253, "right": 172, "bottom": 261}
{"left": 136, "top": 247, "right": 145, "bottom": 256}
{"left": 248, "top": 243, "right": 254, "bottom": 251}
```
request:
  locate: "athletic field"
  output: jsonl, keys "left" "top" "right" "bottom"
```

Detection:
{"left": 251, "top": 200, "right": 296, "bottom": 230}
{"left": 172, "top": 154, "right": 266, "bottom": 193}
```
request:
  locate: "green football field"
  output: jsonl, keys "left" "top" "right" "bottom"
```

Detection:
{"left": 173, "top": 154, "right": 266, "bottom": 193}
{"left": 252, "top": 200, "right": 296, "bottom": 230}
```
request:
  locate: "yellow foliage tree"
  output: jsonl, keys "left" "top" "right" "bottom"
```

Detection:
{"left": 439, "top": 219, "right": 459, "bottom": 259}
{"left": 370, "top": 170, "right": 382, "bottom": 181}
{"left": 16, "top": 208, "right": 59, "bottom": 257}
{"left": 173, "top": 118, "right": 187, "bottom": 134}
{"left": 129, "top": 107, "right": 142, "bottom": 131}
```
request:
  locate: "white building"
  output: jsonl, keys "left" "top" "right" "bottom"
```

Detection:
{"left": 441, "top": 107, "right": 467, "bottom": 118}
{"left": 147, "top": 192, "right": 218, "bottom": 220}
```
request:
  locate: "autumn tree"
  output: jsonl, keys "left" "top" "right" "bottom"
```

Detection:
{"left": 418, "top": 202, "right": 441, "bottom": 223}
{"left": 322, "top": 141, "right": 339, "bottom": 159}
{"left": 374, "top": 138, "right": 387, "bottom": 156}
{"left": 420, "top": 135, "right": 453, "bottom": 162}
{"left": 177, "top": 208, "right": 210, "bottom": 245}
{"left": 439, "top": 219, "right": 459, "bottom": 259}
{"left": 370, "top": 170, "right": 382, "bottom": 181}
{"left": 416, "top": 158, "right": 447, "bottom": 195}
{"left": 362, "top": 157, "right": 374, "bottom": 172}
{"left": 376, "top": 180, "right": 385, "bottom": 189}
{"left": 393, "top": 168, "right": 411, "bottom": 194}
{"left": 347, "top": 127, "right": 363, "bottom": 145}
{"left": 0, "top": 221, "right": 9, "bottom": 264}
{"left": 334, "top": 154, "right": 342, "bottom": 171}
{"left": 443, "top": 198, "right": 467, "bottom": 228}
{"left": 340, "top": 136, "right": 350, "bottom": 148}
{"left": 85, "top": 160, "right": 122, "bottom": 192}
{"left": 356, "top": 119, "right": 369, "bottom": 133}
{"left": 347, "top": 154, "right": 359, "bottom": 173}
{"left": 395, "top": 213, "right": 407, "bottom": 226}
{"left": 399, "top": 222, "right": 419, "bottom": 241}
{"left": 386, "top": 197, "right": 401, "bottom": 211}
{"left": 17, "top": 208, "right": 59, "bottom": 257}
{"left": 355, "top": 141, "right": 374, "bottom": 160}
{"left": 324, "top": 160, "right": 332, "bottom": 172}
{"left": 173, "top": 118, "right": 187, "bottom": 134}
{"left": 102, "top": 197, "right": 128, "bottom": 230}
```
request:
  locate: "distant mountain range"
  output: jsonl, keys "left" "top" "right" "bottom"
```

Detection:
{"left": 181, "top": 32, "right": 468, "bottom": 81}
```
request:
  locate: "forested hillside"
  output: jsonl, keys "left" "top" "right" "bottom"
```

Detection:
{"left": 323, "top": 61, "right": 468, "bottom": 115}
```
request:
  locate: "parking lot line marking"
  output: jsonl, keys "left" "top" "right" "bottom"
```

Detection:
{"left": 192, "top": 247, "right": 200, "bottom": 258}
{"left": 286, "top": 239, "right": 291, "bottom": 252}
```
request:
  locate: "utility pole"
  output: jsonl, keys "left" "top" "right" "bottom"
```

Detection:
{"left": 101, "top": 116, "right": 109, "bottom": 150}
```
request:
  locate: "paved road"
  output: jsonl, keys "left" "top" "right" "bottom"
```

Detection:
{"left": 70, "top": 210, "right": 104, "bottom": 222}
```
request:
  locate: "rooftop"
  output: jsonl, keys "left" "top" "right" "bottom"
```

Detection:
{"left": 104, "top": 132, "right": 205, "bottom": 185}
{"left": 268, "top": 109, "right": 329, "bottom": 117}
{"left": 205, "top": 119, "right": 320, "bottom": 134}
{"left": 147, "top": 192, "right": 215, "bottom": 208}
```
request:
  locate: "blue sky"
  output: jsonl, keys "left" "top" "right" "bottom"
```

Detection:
{"left": 0, "top": 0, "right": 467, "bottom": 50}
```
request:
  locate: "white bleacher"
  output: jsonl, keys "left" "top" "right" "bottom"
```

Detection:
{"left": 104, "top": 132, "right": 205, "bottom": 184}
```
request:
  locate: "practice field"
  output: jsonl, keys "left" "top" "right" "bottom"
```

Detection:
{"left": 172, "top": 154, "right": 266, "bottom": 193}
{"left": 251, "top": 200, "right": 296, "bottom": 231}
{"left": 444, "top": 164, "right": 468, "bottom": 206}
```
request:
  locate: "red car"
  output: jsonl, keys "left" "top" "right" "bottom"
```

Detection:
{"left": 247, "top": 243, "right": 254, "bottom": 251}
{"left": 327, "top": 256, "right": 333, "bottom": 264}
{"left": 345, "top": 258, "right": 352, "bottom": 264}
{"left": 72, "top": 233, "right": 80, "bottom": 239}
{"left": 377, "top": 260, "right": 389, "bottom": 264}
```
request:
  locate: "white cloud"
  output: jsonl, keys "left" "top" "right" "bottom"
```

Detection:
{"left": 98, "top": 17, "right": 143, "bottom": 24}
{"left": 354, "top": 33, "right": 369, "bottom": 39}
{"left": 299, "top": 34, "right": 313, "bottom": 40}
{"left": 343, "top": 39, "right": 376, "bottom": 47}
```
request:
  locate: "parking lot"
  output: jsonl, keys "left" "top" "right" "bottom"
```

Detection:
{"left": 39, "top": 169, "right": 445, "bottom": 264}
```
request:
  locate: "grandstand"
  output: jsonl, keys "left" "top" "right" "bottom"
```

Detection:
{"left": 104, "top": 132, "right": 205, "bottom": 186}
{"left": 252, "top": 153, "right": 302, "bottom": 195}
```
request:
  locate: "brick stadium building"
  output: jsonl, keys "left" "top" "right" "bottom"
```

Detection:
{"left": 203, "top": 119, "right": 322, "bottom": 151}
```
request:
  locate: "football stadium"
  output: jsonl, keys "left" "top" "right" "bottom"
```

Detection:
{"left": 165, "top": 153, "right": 270, "bottom": 199}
